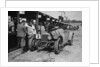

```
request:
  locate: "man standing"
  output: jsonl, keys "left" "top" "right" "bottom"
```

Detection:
{"left": 24, "top": 21, "right": 36, "bottom": 51}
{"left": 8, "top": 16, "right": 14, "bottom": 33}
{"left": 17, "top": 19, "right": 27, "bottom": 53}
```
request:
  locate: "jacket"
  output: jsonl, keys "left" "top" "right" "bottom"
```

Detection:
{"left": 17, "top": 23, "right": 26, "bottom": 37}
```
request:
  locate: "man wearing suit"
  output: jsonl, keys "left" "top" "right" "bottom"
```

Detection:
{"left": 17, "top": 20, "right": 27, "bottom": 52}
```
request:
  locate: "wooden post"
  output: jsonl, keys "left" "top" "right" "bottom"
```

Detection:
{"left": 17, "top": 11, "right": 20, "bottom": 24}
{"left": 36, "top": 12, "right": 39, "bottom": 34}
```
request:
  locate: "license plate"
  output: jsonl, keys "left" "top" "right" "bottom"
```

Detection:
{"left": 36, "top": 34, "right": 41, "bottom": 39}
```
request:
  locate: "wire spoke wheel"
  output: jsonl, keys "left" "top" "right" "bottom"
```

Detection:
{"left": 54, "top": 37, "right": 62, "bottom": 54}
{"left": 28, "top": 37, "right": 35, "bottom": 51}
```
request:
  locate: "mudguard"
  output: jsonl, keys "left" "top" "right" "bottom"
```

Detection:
{"left": 51, "top": 29, "right": 64, "bottom": 40}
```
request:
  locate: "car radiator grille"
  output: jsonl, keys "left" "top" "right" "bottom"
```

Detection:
{"left": 41, "top": 35, "right": 48, "bottom": 41}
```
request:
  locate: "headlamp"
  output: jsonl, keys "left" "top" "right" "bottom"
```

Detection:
{"left": 48, "top": 35, "right": 52, "bottom": 40}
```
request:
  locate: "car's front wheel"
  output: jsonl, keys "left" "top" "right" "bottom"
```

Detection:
{"left": 54, "top": 37, "right": 62, "bottom": 54}
{"left": 28, "top": 37, "right": 36, "bottom": 51}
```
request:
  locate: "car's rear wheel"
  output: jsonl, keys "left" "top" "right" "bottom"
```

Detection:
{"left": 71, "top": 33, "right": 74, "bottom": 42}
{"left": 68, "top": 33, "right": 74, "bottom": 45}
{"left": 54, "top": 37, "right": 62, "bottom": 54}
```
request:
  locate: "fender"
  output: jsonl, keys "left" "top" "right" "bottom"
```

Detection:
{"left": 51, "top": 28, "right": 64, "bottom": 40}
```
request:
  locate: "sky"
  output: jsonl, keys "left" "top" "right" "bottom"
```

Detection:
{"left": 41, "top": 11, "right": 82, "bottom": 21}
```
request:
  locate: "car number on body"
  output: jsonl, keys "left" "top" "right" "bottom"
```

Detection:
{"left": 36, "top": 34, "right": 41, "bottom": 39}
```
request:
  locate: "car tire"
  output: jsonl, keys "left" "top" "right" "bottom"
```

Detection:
{"left": 28, "top": 37, "right": 35, "bottom": 51}
{"left": 54, "top": 37, "right": 62, "bottom": 54}
{"left": 68, "top": 33, "right": 74, "bottom": 46}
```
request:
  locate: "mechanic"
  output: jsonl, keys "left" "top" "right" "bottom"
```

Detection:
{"left": 17, "top": 18, "right": 27, "bottom": 53}
{"left": 25, "top": 20, "right": 36, "bottom": 51}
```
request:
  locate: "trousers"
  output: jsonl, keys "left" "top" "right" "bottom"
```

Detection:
{"left": 17, "top": 37, "right": 25, "bottom": 47}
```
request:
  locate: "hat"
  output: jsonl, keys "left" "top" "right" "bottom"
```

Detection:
{"left": 21, "top": 18, "right": 26, "bottom": 22}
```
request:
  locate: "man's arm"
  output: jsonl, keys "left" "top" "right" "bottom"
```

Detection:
{"left": 23, "top": 26, "right": 28, "bottom": 35}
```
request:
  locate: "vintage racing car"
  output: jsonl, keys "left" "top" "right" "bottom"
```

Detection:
{"left": 28, "top": 13, "right": 74, "bottom": 54}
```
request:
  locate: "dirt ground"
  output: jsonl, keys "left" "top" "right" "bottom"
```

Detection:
{"left": 9, "top": 23, "right": 82, "bottom": 62}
